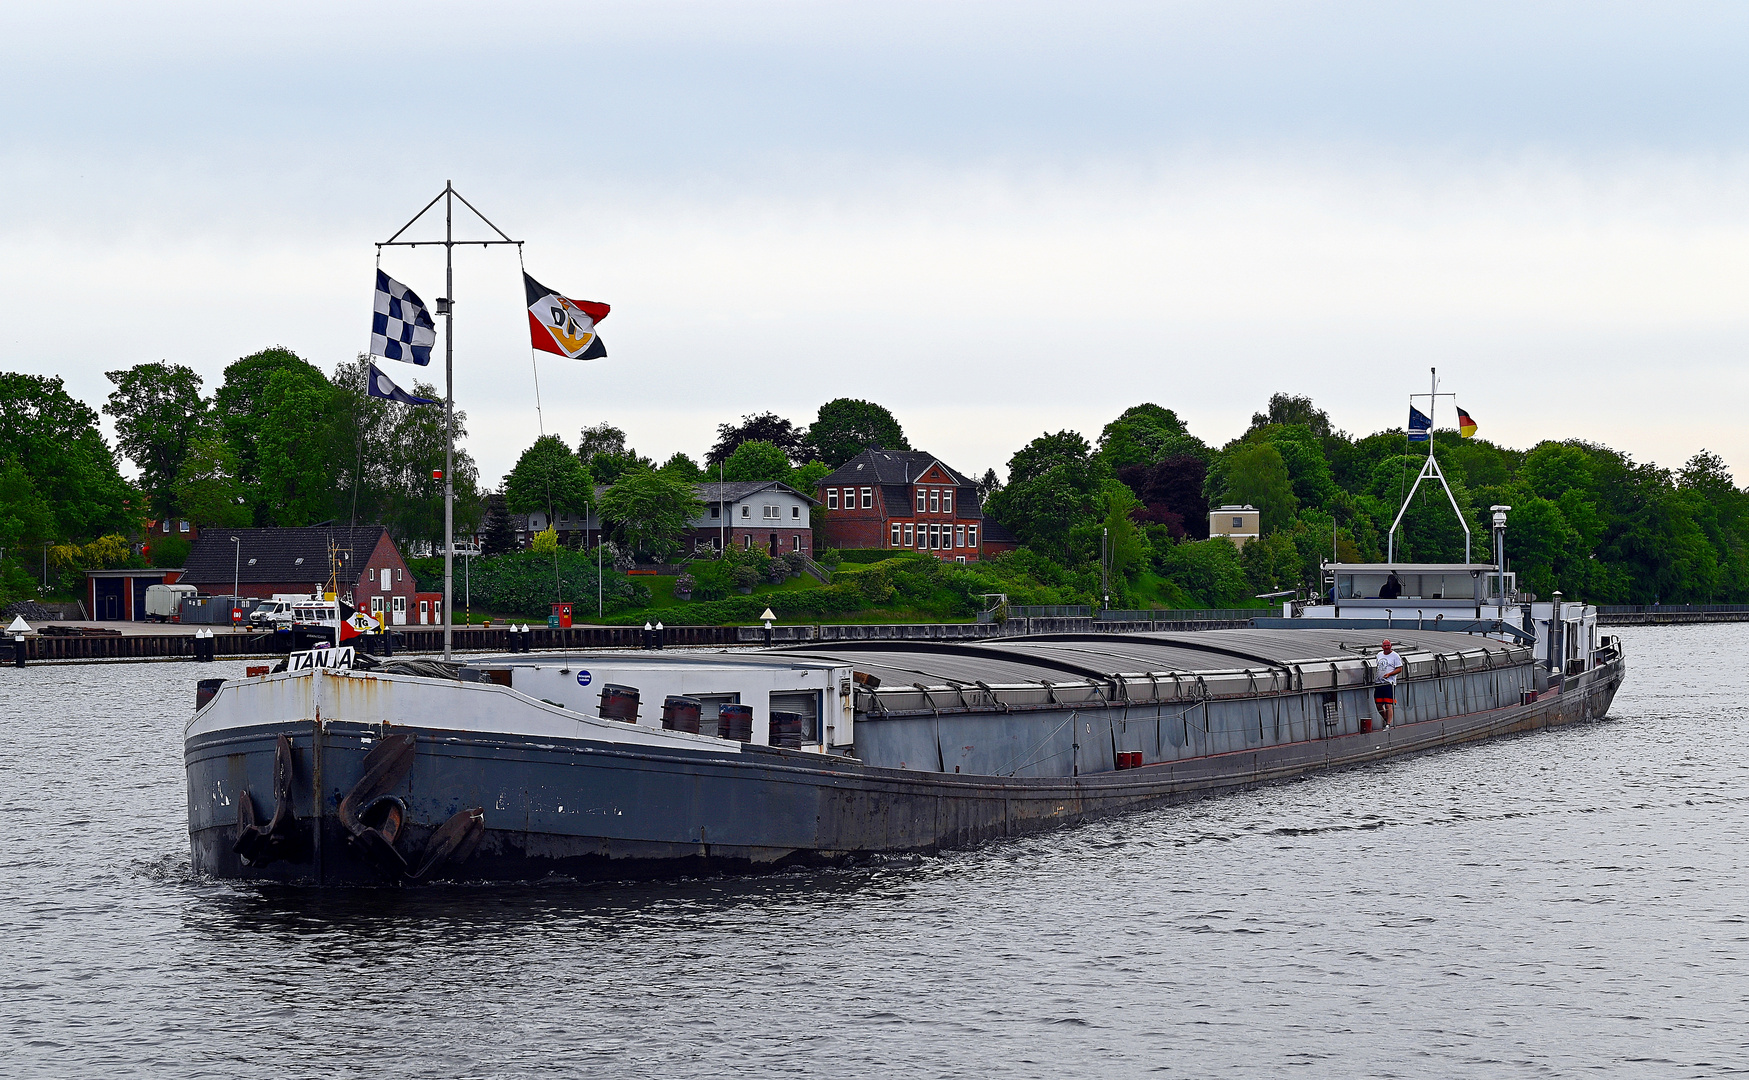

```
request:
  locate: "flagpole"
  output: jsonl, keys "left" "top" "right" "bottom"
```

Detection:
{"left": 443, "top": 182, "right": 455, "bottom": 662}
{"left": 376, "top": 183, "right": 522, "bottom": 661}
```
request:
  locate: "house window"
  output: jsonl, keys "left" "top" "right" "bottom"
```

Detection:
{"left": 956, "top": 525, "right": 966, "bottom": 547}
{"left": 968, "top": 525, "right": 978, "bottom": 548}
{"left": 380, "top": 568, "right": 390, "bottom": 589}
{"left": 161, "top": 520, "right": 170, "bottom": 534}
{"left": 396, "top": 568, "right": 403, "bottom": 581}
{"left": 1233, "top": 516, "right": 1244, "bottom": 529}
{"left": 861, "top": 487, "right": 872, "bottom": 509}
{"left": 827, "top": 489, "right": 838, "bottom": 510}
{"left": 903, "top": 523, "right": 913, "bottom": 546}
{"left": 916, "top": 490, "right": 927, "bottom": 513}
{"left": 943, "top": 490, "right": 953, "bottom": 514}
{"left": 179, "top": 520, "right": 190, "bottom": 533}
{"left": 930, "top": 490, "right": 940, "bottom": 513}
{"left": 791, "top": 506, "right": 800, "bottom": 519}
{"left": 792, "top": 536, "right": 800, "bottom": 552}
{"left": 370, "top": 596, "right": 383, "bottom": 616}
{"left": 891, "top": 523, "right": 901, "bottom": 546}
{"left": 743, "top": 535, "right": 752, "bottom": 550}
{"left": 711, "top": 505, "right": 720, "bottom": 518}
{"left": 930, "top": 524, "right": 941, "bottom": 549}
{"left": 741, "top": 505, "right": 750, "bottom": 518}
{"left": 392, "top": 596, "right": 406, "bottom": 614}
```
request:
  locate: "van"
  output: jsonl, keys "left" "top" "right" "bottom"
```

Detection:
{"left": 248, "top": 600, "right": 297, "bottom": 628}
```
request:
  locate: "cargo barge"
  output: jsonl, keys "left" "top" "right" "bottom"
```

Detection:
{"left": 185, "top": 617, "right": 1625, "bottom": 885}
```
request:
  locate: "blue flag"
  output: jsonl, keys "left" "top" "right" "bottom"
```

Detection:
{"left": 366, "top": 363, "right": 438, "bottom": 406}
{"left": 1407, "top": 406, "right": 1432, "bottom": 443}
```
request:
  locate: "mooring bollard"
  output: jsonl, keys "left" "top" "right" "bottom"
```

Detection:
{"left": 11, "top": 634, "right": 25, "bottom": 667}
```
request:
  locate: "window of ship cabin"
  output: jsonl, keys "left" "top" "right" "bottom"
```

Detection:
{"left": 930, "top": 490, "right": 940, "bottom": 512}
{"left": 891, "top": 523, "right": 901, "bottom": 545}
{"left": 916, "top": 490, "right": 927, "bottom": 512}
{"left": 769, "top": 690, "right": 820, "bottom": 743}
{"left": 827, "top": 489, "right": 838, "bottom": 509}
{"left": 691, "top": 693, "right": 741, "bottom": 734}
{"left": 861, "top": 487, "right": 873, "bottom": 508}
{"left": 943, "top": 490, "right": 953, "bottom": 514}
{"left": 1232, "top": 516, "right": 1244, "bottom": 529}
{"left": 904, "top": 523, "right": 914, "bottom": 546}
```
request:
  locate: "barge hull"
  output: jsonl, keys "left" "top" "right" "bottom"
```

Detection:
{"left": 187, "top": 657, "right": 1623, "bottom": 884}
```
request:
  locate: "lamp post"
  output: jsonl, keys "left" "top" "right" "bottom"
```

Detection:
{"left": 231, "top": 536, "right": 241, "bottom": 630}
{"left": 1489, "top": 505, "right": 1510, "bottom": 617}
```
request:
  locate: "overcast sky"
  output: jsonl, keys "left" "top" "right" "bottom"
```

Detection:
{"left": 6, "top": 1, "right": 1749, "bottom": 487}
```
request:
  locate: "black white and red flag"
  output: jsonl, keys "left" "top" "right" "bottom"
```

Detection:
{"left": 524, "top": 273, "right": 609, "bottom": 360}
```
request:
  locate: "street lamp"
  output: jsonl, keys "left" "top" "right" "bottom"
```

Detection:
{"left": 230, "top": 536, "right": 241, "bottom": 629}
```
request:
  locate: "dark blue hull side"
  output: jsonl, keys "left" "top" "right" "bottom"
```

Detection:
{"left": 186, "top": 659, "right": 1623, "bottom": 885}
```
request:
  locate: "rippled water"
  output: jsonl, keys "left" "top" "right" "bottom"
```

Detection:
{"left": 2, "top": 624, "right": 1745, "bottom": 1078}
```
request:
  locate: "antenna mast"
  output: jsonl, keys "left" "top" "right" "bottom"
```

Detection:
{"left": 378, "top": 182, "right": 522, "bottom": 660}
{"left": 1387, "top": 366, "right": 1472, "bottom": 564}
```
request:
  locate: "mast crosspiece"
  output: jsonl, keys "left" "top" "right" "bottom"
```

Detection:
{"left": 377, "top": 181, "right": 523, "bottom": 661}
{"left": 1387, "top": 366, "right": 1472, "bottom": 564}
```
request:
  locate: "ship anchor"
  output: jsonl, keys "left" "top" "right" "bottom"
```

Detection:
{"left": 233, "top": 734, "right": 300, "bottom": 866}
{"left": 337, "top": 731, "right": 485, "bottom": 883}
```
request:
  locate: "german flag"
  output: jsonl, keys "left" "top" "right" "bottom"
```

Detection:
{"left": 1457, "top": 407, "right": 1478, "bottom": 438}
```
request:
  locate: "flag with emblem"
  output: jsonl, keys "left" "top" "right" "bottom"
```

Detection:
{"left": 525, "top": 273, "right": 609, "bottom": 360}
{"left": 371, "top": 270, "right": 437, "bottom": 365}
{"left": 366, "top": 362, "right": 439, "bottom": 406}
{"left": 1407, "top": 405, "right": 1432, "bottom": 443}
{"left": 1457, "top": 407, "right": 1478, "bottom": 438}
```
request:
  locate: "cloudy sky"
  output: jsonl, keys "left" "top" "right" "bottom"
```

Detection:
{"left": 5, "top": 1, "right": 1749, "bottom": 487}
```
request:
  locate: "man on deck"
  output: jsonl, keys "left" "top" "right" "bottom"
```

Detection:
{"left": 1375, "top": 639, "right": 1404, "bottom": 728}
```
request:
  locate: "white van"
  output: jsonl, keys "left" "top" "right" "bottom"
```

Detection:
{"left": 247, "top": 599, "right": 297, "bottom": 628}
{"left": 144, "top": 583, "right": 198, "bottom": 622}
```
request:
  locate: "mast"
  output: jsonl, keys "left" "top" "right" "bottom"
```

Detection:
{"left": 377, "top": 183, "right": 522, "bottom": 662}
{"left": 1387, "top": 366, "right": 1471, "bottom": 564}
{"left": 444, "top": 183, "right": 455, "bottom": 661}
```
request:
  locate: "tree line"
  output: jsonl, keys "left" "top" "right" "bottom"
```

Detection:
{"left": 5, "top": 347, "right": 1746, "bottom": 610}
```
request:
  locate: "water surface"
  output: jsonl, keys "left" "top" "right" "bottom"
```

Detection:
{"left": 2, "top": 625, "right": 1744, "bottom": 1078}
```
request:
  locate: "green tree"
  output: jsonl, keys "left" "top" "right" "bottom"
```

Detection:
{"left": 1096, "top": 403, "right": 1203, "bottom": 471}
{"left": 708, "top": 412, "right": 809, "bottom": 467}
{"left": 598, "top": 469, "right": 705, "bottom": 560}
{"left": 657, "top": 451, "right": 704, "bottom": 481}
{"left": 1221, "top": 441, "right": 1298, "bottom": 533}
{"left": 255, "top": 366, "right": 342, "bottom": 526}
{"left": 722, "top": 440, "right": 791, "bottom": 483}
{"left": 790, "top": 461, "right": 832, "bottom": 494}
{"left": 1249, "top": 392, "right": 1334, "bottom": 438}
{"left": 577, "top": 422, "right": 653, "bottom": 485}
{"left": 984, "top": 431, "right": 1104, "bottom": 563}
{"left": 1156, "top": 537, "right": 1249, "bottom": 607}
{"left": 804, "top": 399, "right": 910, "bottom": 467}
{"left": 102, "top": 362, "right": 207, "bottom": 518}
{"left": 505, "top": 435, "right": 593, "bottom": 522}
{"left": 211, "top": 347, "right": 321, "bottom": 515}
{"left": 0, "top": 373, "right": 138, "bottom": 542}
{"left": 172, "top": 435, "right": 252, "bottom": 528}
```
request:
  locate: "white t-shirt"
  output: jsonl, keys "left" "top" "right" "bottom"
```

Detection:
{"left": 1377, "top": 651, "right": 1404, "bottom": 684}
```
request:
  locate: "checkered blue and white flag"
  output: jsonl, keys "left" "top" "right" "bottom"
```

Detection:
{"left": 370, "top": 270, "right": 436, "bottom": 365}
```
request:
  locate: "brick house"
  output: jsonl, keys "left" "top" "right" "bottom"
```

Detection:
{"left": 815, "top": 449, "right": 991, "bottom": 561}
{"left": 179, "top": 525, "right": 426, "bottom": 625}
